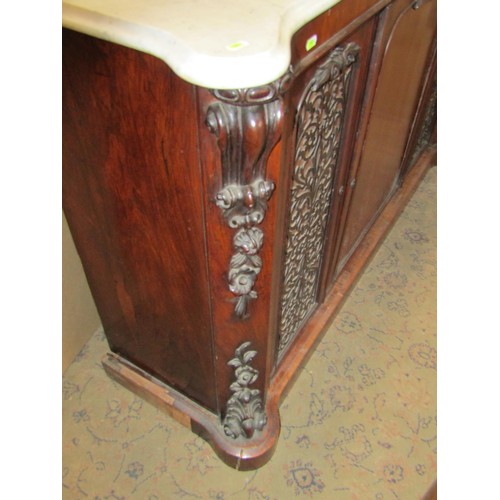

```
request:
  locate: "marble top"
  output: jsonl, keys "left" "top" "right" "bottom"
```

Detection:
{"left": 62, "top": 0, "right": 343, "bottom": 89}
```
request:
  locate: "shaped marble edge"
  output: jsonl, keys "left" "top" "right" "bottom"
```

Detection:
{"left": 62, "top": 0, "right": 343, "bottom": 89}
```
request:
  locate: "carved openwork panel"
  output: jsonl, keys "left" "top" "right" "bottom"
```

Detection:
{"left": 278, "top": 43, "right": 360, "bottom": 358}
{"left": 409, "top": 76, "right": 436, "bottom": 167}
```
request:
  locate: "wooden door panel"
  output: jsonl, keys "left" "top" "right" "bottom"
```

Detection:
{"left": 335, "top": 0, "right": 437, "bottom": 272}
{"left": 275, "top": 19, "right": 376, "bottom": 362}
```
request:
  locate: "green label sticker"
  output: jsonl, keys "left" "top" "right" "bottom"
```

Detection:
{"left": 306, "top": 34, "right": 318, "bottom": 52}
{"left": 226, "top": 40, "right": 249, "bottom": 51}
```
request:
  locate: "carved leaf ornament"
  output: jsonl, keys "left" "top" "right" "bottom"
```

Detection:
{"left": 215, "top": 180, "right": 274, "bottom": 317}
{"left": 223, "top": 342, "right": 266, "bottom": 439}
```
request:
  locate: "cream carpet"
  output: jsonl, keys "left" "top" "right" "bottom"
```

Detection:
{"left": 63, "top": 167, "right": 436, "bottom": 499}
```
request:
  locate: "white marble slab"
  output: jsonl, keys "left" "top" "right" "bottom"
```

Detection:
{"left": 62, "top": 0, "right": 343, "bottom": 89}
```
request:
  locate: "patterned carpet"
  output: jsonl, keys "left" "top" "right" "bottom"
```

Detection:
{"left": 63, "top": 167, "right": 436, "bottom": 499}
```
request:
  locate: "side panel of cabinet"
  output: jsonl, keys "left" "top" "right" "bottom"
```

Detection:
{"left": 274, "top": 19, "right": 377, "bottom": 363}
{"left": 334, "top": 0, "right": 437, "bottom": 275}
{"left": 62, "top": 29, "right": 217, "bottom": 412}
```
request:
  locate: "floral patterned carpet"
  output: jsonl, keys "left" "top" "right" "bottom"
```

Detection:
{"left": 63, "top": 167, "right": 436, "bottom": 499}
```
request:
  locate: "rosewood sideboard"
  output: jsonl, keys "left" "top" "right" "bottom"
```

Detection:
{"left": 62, "top": 0, "right": 436, "bottom": 469}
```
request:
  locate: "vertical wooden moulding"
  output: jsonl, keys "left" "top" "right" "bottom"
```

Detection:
{"left": 197, "top": 80, "right": 288, "bottom": 454}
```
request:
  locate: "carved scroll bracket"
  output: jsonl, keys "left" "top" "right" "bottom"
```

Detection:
{"left": 206, "top": 77, "right": 288, "bottom": 318}
{"left": 223, "top": 342, "right": 266, "bottom": 439}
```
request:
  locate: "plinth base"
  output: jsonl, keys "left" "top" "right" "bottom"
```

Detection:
{"left": 103, "top": 352, "right": 281, "bottom": 470}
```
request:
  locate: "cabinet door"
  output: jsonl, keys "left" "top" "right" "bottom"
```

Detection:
{"left": 400, "top": 40, "right": 437, "bottom": 177}
{"left": 275, "top": 19, "right": 376, "bottom": 362}
{"left": 332, "top": 0, "right": 437, "bottom": 278}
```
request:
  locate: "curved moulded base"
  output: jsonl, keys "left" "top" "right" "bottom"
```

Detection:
{"left": 195, "top": 402, "right": 281, "bottom": 471}
{"left": 102, "top": 352, "right": 281, "bottom": 470}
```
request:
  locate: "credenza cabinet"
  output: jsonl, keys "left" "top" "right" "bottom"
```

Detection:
{"left": 63, "top": 0, "right": 436, "bottom": 469}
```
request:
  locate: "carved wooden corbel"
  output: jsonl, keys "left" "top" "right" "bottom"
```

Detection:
{"left": 206, "top": 77, "right": 289, "bottom": 318}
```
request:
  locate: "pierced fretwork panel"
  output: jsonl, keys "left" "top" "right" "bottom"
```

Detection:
{"left": 277, "top": 43, "right": 360, "bottom": 359}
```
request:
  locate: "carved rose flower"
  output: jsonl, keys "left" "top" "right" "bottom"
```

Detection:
{"left": 229, "top": 271, "right": 256, "bottom": 296}
{"left": 233, "top": 228, "right": 263, "bottom": 255}
{"left": 235, "top": 365, "right": 259, "bottom": 388}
